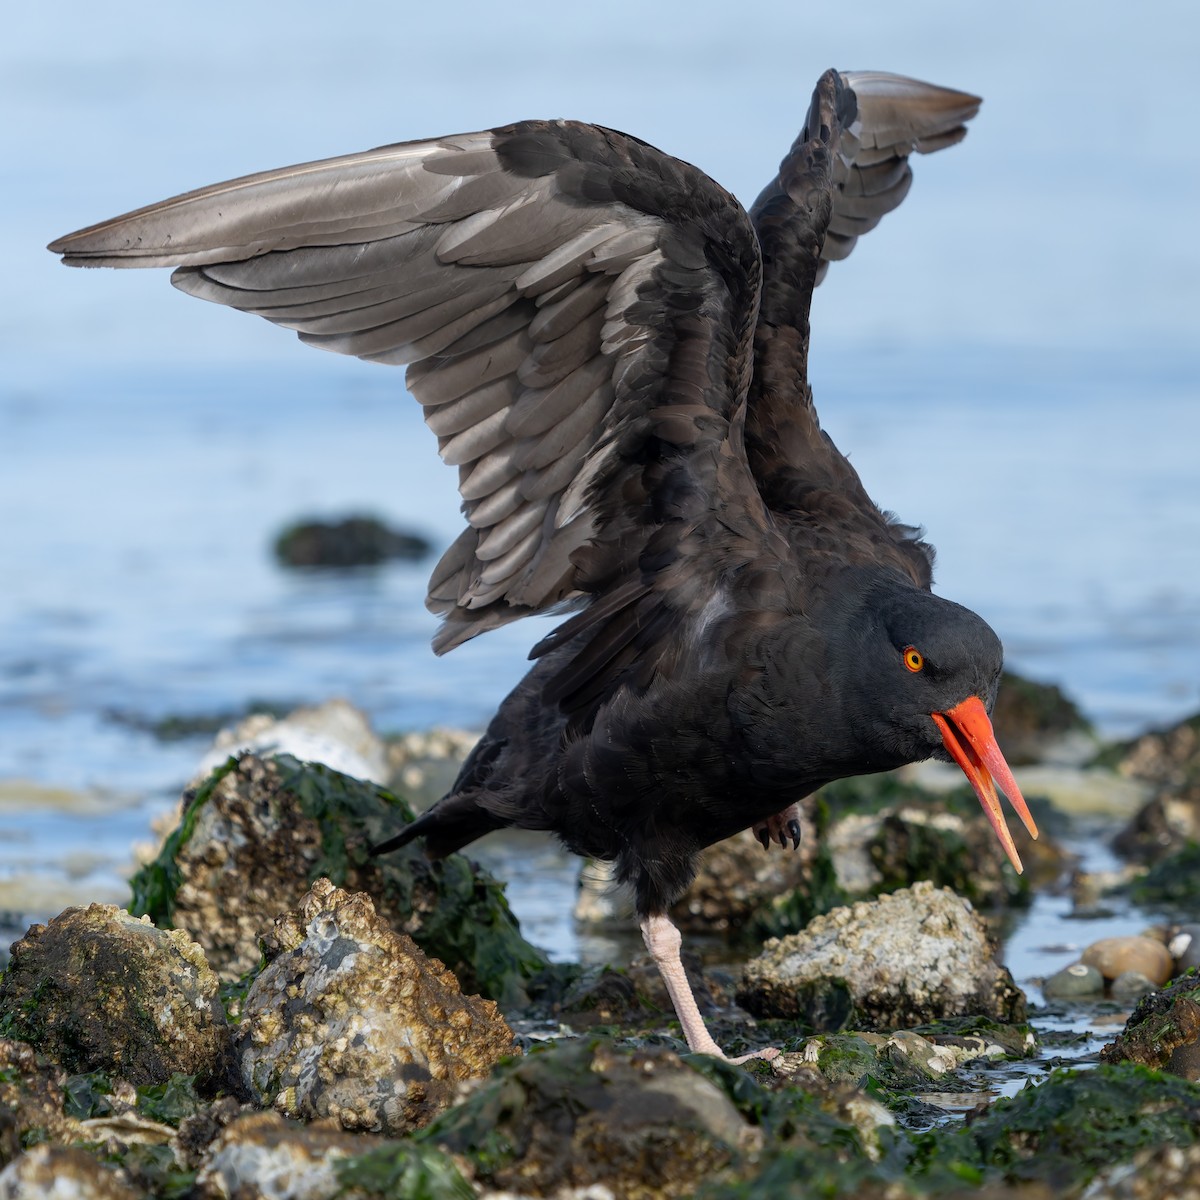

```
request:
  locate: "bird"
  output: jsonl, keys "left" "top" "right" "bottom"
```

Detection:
{"left": 49, "top": 67, "right": 1038, "bottom": 1061}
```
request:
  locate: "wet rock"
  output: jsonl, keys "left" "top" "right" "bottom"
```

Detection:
{"left": 1104, "top": 710, "right": 1200, "bottom": 792}
{"left": 237, "top": 879, "right": 514, "bottom": 1134}
{"left": 1042, "top": 962, "right": 1105, "bottom": 999}
{"left": 129, "top": 753, "right": 546, "bottom": 1004}
{"left": 0, "top": 905, "right": 230, "bottom": 1090}
{"left": 1170, "top": 924, "right": 1200, "bottom": 973}
{"left": 907, "top": 1063, "right": 1200, "bottom": 1192}
{"left": 427, "top": 1037, "right": 753, "bottom": 1199}
{"left": 1082, "top": 936, "right": 1174, "bottom": 985}
{"left": 737, "top": 881, "right": 1025, "bottom": 1029}
{"left": 0, "top": 1040, "right": 79, "bottom": 1166}
{"left": 1127, "top": 841, "right": 1200, "bottom": 908}
{"left": 273, "top": 514, "right": 431, "bottom": 568}
{"left": 865, "top": 803, "right": 1031, "bottom": 907}
{"left": 1107, "top": 711, "right": 1200, "bottom": 862}
{"left": 1100, "top": 968, "right": 1200, "bottom": 1080}
{"left": 669, "top": 812, "right": 820, "bottom": 935}
{"left": 1113, "top": 795, "right": 1200, "bottom": 865}
{"left": 195, "top": 698, "right": 391, "bottom": 785}
{"left": 0, "top": 1145, "right": 142, "bottom": 1200}
{"left": 990, "top": 669, "right": 1094, "bottom": 765}
{"left": 192, "top": 1111, "right": 370, "bottom": 1200}
{"left": 822, "top": 775, "right": 1053, "bottom": 907}
{"left": 554, "top": 963, "right": 649, "bottom": 1029}
{"left": 1070, "top": 864, "right": 1145, "bottom": 912}
{"left": 797, "top": 1026, "right": 1010, "bottom": 1093}
{"left": 1085, "top": 1143, "right": 1200, "bottom": 1200}
{"left": 1111, "top": 971, "right": 1159, "bottom": 1001}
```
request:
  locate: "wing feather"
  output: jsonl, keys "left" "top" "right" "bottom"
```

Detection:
{"left": 744, "top": 69, "right": 978, "bottom": 587}
{"left": 49, "top": 117, "right": 770, "bottom": 692}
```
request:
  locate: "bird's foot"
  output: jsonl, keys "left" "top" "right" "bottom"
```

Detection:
{"left": 753, "top": 803, "right": 802, "bottom": 851}
{"left": 724, "top": 1046, "right": 782, "bottom": 1064}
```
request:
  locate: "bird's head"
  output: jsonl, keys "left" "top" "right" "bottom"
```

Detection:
{"left": 839, "top": 580, "right": 1039, "bottom": 872}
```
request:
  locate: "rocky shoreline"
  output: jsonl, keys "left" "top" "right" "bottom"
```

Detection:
{"left": 1, "top": 679, "right": 1199, "bottom": 1197}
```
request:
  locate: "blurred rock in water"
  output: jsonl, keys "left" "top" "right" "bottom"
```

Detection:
{"left": 193, "top": 698, "right": 391, "bottom": 785}
{"left": 1105, "top": 710, "right": 1200, "bottom": 863}
{"left": 992, "top": 670, "right": 1095, "bottom": 766}
{"left": 273, "top": 515, "right": 431, "bottom": 568}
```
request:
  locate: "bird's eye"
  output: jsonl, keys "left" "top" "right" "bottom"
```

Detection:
{"left": 903, "top": 646, "right": 924, "bottom": 673}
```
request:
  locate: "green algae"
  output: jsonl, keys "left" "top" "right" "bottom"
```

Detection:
{"left": 420, "top": 1038, "right": 747, "bottom": 1197}
{"left": 908, "top": 1062, "right": 1200, "bottom": 1189}
{"left": 61, "top": 1070, "right": 202, "bottom": 1126}
{"left": 128, "top": 757, "right": 241, "bottom": 927}
{"left": 1100, "top": 966, "right": 1200, "bottom": 1076}
{"left": 135, "top": 1073, "right": 204, "bottom": 1126}
{"left": 697, "top": 1060, "right": 1200, "bottom": 1197}
{"left": 334, "top": 1141, "right": 474, "bottom": 1199}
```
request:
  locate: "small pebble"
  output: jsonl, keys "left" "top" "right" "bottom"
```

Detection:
{"left": 1110, "top": 970, "right": 1157, "bottom": 1001}
{"left": 1043, "top": 962, "right": 1104, "bottom": 999}
{"left": 1168, "top": 924, "right": 1200, "bottom": 972}
{"left": 1080, "top": 936, "right": 1174, "bottom": 985}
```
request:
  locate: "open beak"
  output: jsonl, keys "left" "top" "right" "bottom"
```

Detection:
{"left": 930, "top": 695, "right": 1039, "bottom": 873}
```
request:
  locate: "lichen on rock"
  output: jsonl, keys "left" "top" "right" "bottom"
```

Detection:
{"left": 237, "top": 878, "right": 515, "bottom": 1134}
{"left": 0, "top": 905, "right": 230, "bottom": 1091}
{"left": 736, "top": 881, "right": 1026, "bottom": 1030}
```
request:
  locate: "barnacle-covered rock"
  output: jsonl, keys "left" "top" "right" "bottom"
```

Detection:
{"left": 237, "top": 879, "right": 514, "bottom": 1134}
{"left": 0, "top": 1145, "right": 142, "bottom": 1200}
{"left": 737, "top": 881, "right": 1025, "bottom": 1029}
{"left": 0, "top": 1039, "right": 80, "bottom": 1166}
{"left": 192, "top": 1111, "right": 366, "bottom": 1200}
{"left": 0, "top": 905, "right": 229, "bottom": 1089}
{"left": 129, "top": 753, "right": 546, "bottom": 1005}
{"left": 426, "top": 1037, "right": 753, "bottom": 1199}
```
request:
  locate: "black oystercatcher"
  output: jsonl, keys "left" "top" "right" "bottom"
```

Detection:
{"left": 50, "top": 69, "right": 1037, "bottom": 1061}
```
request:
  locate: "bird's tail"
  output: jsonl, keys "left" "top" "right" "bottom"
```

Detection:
{"left": 371, "top": 791, "right": 507, "bottom": 859}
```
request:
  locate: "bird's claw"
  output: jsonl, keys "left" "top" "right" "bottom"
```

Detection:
{"left": 752, "top": 805, "right": 803, "bottom": 853}
{"left": 785, "top": 817, "right": 802, "bottom": 850}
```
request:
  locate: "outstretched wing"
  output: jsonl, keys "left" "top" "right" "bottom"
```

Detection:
{"left": 815, "top": 70, "right": 981, "bottom": 282}
{"left": 50, "top": 122, "right": 769, "bottom": 662}
{"left": 744, "top": 69, "right": 980, "bottom": 583}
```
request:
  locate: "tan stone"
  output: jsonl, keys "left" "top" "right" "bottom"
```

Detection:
{"left": 1081, "top": 936, "right": 1174, "bottom": 985}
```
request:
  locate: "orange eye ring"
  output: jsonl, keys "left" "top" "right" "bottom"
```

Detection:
{"left": 903, "top": 646, "right": 924, "bottom": 673}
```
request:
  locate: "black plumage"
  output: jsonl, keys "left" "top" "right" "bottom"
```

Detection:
{"left": 49, "top": 68, "right": 1036, "bottom": 1060}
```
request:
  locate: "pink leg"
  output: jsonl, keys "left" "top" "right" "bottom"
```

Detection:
{"left": 752, "top": 801, "right": 803, "bottom": 851}
{"left": 640, "top": 913, "right": 779, "bottom": 1064}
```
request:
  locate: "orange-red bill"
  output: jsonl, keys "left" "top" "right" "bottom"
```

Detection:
{"left": 931, "top": 695, "right": 1039, "bottom": 874}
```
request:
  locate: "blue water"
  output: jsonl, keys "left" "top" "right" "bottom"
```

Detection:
{"left": 2, "top": 2, "right": 1199, "bottom": 933}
